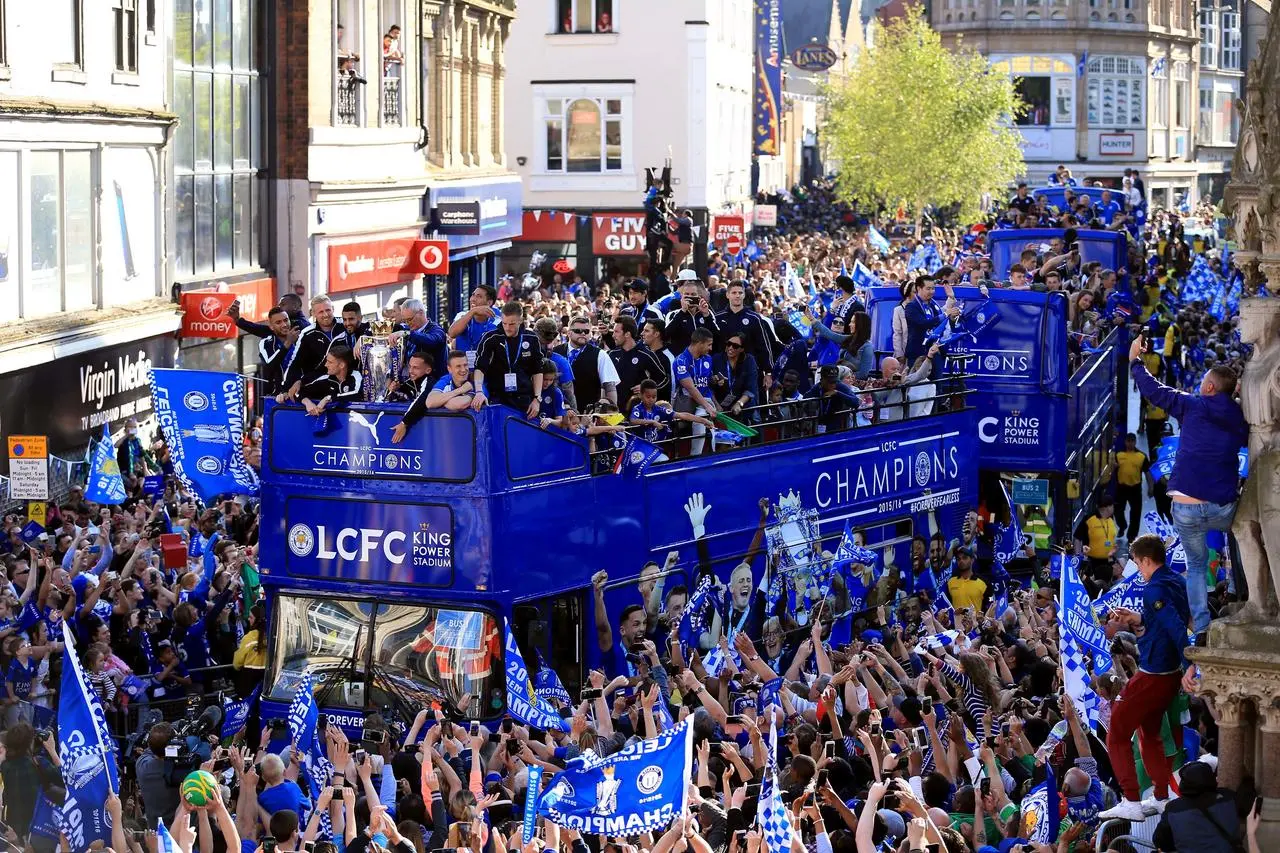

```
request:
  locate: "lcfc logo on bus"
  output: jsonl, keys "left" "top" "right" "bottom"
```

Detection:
{"left": 287, "top": 522, "right": 407, "bottom": 563}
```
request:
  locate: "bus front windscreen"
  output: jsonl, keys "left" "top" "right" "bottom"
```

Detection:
{"left": 267, "top": 595, "right": 505, "bottom": 718}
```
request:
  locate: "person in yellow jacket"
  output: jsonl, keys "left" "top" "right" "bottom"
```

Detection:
{"left": 233, "top": 603, "right": 266, "bottom": 694}
{"left": 1112, "top": 432, "right": 1153, "bottom": 540}
{"left": 1074, "top": 495, "right": 1119, "bottom": 590}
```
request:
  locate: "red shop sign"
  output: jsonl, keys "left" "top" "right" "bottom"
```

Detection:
{"left": 327, "top": 237, "right": 421, "bottom": 293}
{"left": 591, "top": 212, "right": 648, "bottom": 256}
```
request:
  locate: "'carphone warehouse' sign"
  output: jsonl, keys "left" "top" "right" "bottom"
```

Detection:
{"left": 283, "top": 497, "right": 454, "bottom": 586}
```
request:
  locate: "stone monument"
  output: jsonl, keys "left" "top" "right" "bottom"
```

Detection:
{"left": 1187, "top": 1, "right": 1280, "bottom": 838}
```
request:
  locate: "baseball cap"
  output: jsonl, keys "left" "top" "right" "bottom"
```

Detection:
{"left": 956, "top": 544, "right": 975, "bottom": 557}
{"left": 626, "top": 278, "right": 649, "bottom": 292}
{"left": 676, "top": 269, "right": 699, "bottom": 282}
{"left": 877, "top": 809, "right": 906, "bottom": 841}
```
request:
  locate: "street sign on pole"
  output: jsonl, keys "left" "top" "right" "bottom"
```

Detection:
{"left": 7, "top": 435, "right": 49, "bottom": 500}
{"left": 713, "top": 216, "right": 746, "bottom": 255}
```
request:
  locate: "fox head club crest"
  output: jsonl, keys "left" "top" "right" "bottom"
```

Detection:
{"left": 288, "top": 523, "right": 316, "bottom": 556}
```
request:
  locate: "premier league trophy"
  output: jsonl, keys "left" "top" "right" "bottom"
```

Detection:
{"left": 357, "top": 318, "right": 404, "bottom": 402}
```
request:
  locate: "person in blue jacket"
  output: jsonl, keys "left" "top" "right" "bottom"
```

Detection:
{"left": 902, "top": 276, "right": 958, "bottom": 364}
{"left": 393, "top": 298, "right": 448, "bottom": 386}
{"left": 1128, "top": 333, "right": 1248, "bottom": 634}
{"left": 1099, "top": 534, "right": 1192, "bottom": 821}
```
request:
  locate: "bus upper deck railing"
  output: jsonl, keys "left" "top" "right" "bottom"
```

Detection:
{"left": 584, "top": 374, "right": 975, "bottom": 472}
{"left": 261, "top": 373, "right": 975, "bottom": 487}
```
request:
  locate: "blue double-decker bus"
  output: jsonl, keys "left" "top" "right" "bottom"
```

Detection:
{"left": 257, "top": 278, "right": 1128, "bottom": 731}
{"left": 257, "top": 397, "right": 980, "bottom": 729}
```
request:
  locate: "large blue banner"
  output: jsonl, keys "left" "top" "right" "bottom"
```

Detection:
{"left": 57, "top": 623, "right": 119, "bottom": 852}
{"left": 504, "top": 619, "right": 569, "bottom": 732}
{"left": 267, "top": 404, "right": 476, "bottom": 483}
{"left": 752, "top": 0, "right": 782, "bottom": 156}
{"left": 282, "top": 496, "right": 454, "bottom": 586}
{"left": 150, "top": 369, "right": 259, "bottom": 501}
{"left": 537, "top": 717, "right": 693, "bottom": 834}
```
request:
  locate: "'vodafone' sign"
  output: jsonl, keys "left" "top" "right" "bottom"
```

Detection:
{"left": 404, "top": 240, "right": 450, "bottom": 275}
{"left": 327, "top": 237, "right": 422, "bottom": 293}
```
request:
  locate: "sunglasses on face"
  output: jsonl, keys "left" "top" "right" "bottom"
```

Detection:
{"left": 725, "top": 341, "right": 744, "bottom": 350}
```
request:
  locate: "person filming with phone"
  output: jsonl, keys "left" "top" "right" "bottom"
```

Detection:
{"left": 1128, "top": 330, "right": 1247, "bottom": 638}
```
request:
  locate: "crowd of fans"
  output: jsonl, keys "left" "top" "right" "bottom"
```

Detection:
{"left": 0, "top": 174, "right": 1268, "bottom": 853}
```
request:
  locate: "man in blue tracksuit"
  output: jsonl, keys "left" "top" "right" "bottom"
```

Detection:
{"left": 1128, "top": 334, "right": 1248, "bottom": 634}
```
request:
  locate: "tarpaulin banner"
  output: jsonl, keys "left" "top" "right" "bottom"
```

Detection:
{"left": 537, "top": 717, "right": 693, "bottom": 834}
{"left": 752, "top": 0, "right": 782, "bottom": 156}
{"left": 150, "top": 369, "right": 259, "bottom": 501}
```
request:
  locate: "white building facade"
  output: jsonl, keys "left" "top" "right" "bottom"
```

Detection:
{"left": 933, "top": 0, "right": 1241, "bottom": 207}
{"left": 0, "top": 0, "right": 180, "bottom": 469}
{"left": 501, "top": 0, "right": 754, "bottom": 282}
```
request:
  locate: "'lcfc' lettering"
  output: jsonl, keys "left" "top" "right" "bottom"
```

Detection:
{"left": 316, "top": 526, "right": 407, "bottom": 564}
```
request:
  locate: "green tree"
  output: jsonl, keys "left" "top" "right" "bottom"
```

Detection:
{"left": 823, "top": 8, "right": 1024, "bottom": 230}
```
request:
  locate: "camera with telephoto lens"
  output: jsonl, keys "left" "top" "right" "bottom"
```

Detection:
{"left": 141, "top": 699, "right": 224, "bottom": 786}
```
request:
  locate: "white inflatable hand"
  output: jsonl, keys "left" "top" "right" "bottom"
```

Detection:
{"left": 684, "top": 492, "right": 712, "bottom": 539}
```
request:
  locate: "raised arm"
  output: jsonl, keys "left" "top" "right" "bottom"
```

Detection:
{"left": 592, "top": 570, "right": 613, "bottom": 653}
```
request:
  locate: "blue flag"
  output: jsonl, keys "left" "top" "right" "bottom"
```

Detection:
{"left": 613, "top": 434, "right": 663, "bottom": 477}
{"left": 222, "top": 685, "right": 260, "bottom": 739}
{"left": 85, "top": 424, "right": 127, "bottom": 505}
{"left": 57, "top": 622, "right": 119, "bottom": 852}
{"left": 157, "top": 820, "right": 178, "bottom": 853}
{"left": 534, "top": 649, "right": 574, "bottom": 707}
{"left": 1021, "top": 762, "right": 1060, "bottom": 844}
{"left": 20, "top": 520, "right": 45, "bottom": 543}
{"left": 504, "top": 619, "right": 570, "bottom": 732}
{"left": 1059, "top": 554, "right": 1113, "bottom": 675}
{"left": 758, "top": 676, "right": 783, "bottom": 716}
{"left": 150, "top": 368, "right": 260, "bottom": 502}
{"left": 758, "top": 722, "right": 796, "bottom": 853}
{"left": 142, "top": 474, "right": 166, "bottom": 499}
{"left": 851, "top": 259, "right": 881, "bottom": 291}
{"left": 1094, "top": 573, "right": 1145, "bottom": 616}
{"left": 867, "top": 225, "right": 891, "bottom": 254}
{"left": 677, "top": 573, "right": 716, "bottom": 654}
{"left": 953, "top": 299, "right": 1002, "bottom": 341}
{"left": 994, "top": 483, "right": 1027, "bottom": 565}
{"left": 1049, "top": 553, "right": 1080, "bottom": 582}
{"left": 537, "top": 717, "right": 694, "bottom": 834}
{"left": 834, "top": 522, "right": 881, "bottom": 613}
{"left": 286, "top": 672, "right": 334, "bottom": 835}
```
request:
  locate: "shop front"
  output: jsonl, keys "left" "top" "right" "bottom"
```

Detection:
{"left": 426, "top": 177, "right": 523, "bottom": 320}
{"left": 313, "top": 230, "right": 424, "bottom": 323}
{"left": 508, "top": 210, "right": 580, "bottom": 285}
{"left": 0, "top": 331, "right": 178, "bottom": 495}
{"left": 590, "top": 211, "right": 650, "bottom": 283}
